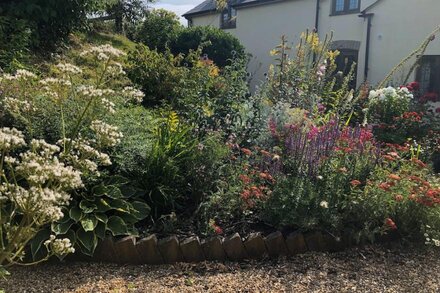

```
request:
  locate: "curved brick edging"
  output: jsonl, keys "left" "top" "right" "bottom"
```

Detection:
{"left": 86, "top": 231, "right": 359, "bottom": 265}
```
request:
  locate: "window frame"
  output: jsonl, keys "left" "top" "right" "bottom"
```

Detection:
{"left": 220, "top": 5, "right": 237, "bottom": 29}
{"left": 331, "top": 0, "right": 361, "bottom": 16}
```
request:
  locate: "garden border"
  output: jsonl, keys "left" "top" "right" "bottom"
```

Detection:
{"left": 74, "top": 231, "right": 397, "bottom": 265}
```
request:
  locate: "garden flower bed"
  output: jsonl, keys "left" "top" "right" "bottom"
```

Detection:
{"left": 1, "top": 24, "right": 440, "bottom": 282}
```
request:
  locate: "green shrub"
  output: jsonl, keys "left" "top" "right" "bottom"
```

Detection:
{"left": 126, "top": 44, "right": 183, "bottom": 106}
{"left": 134, "top": 9, "right": 182, "bottom": 52}
{"left": 171, "top": 26, "right": 246, "bottom": 68}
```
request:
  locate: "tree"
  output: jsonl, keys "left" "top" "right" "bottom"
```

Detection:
{"left": 1, "top": 0, "right": 98, "bottom": 49}
{"left": 104, "top": 0, "right": 153, "bottom": 33}
{"left": 135, "top": 9, "right": 182, "bottom": 51}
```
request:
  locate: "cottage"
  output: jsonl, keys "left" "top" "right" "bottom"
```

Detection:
{"left": 184, "top": 0, "right": 440, "bottom": 95}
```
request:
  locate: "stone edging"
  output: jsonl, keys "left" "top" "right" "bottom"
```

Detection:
{"left": 87, "top": 231, "right": 358, "bottom": 265}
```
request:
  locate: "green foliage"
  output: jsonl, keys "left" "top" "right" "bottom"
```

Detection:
{"left": 257, "top": 32, "right": 357, "bottom": 121}
{"left": 171, "top": 26, "right": 246, "bottom": 68}
{"left": 135, "top": 9, "right": 182, "bottom": 52}
{"left": 102, "top": 0, "right": 151, "bottom": 33}
{"left": 46, "top": 176, "right": 150, "bottom": 256}
{"left": 113, "top": 110, "right": 230, "bottom": 219}
{"left": 0, "top": 16, "right": 31, "bottom": 71}
{"left": 126, "top": 44, "right": 183, "bottom": 105}
{"left": 1, "top": 0, "right": 94, "bottom": 50}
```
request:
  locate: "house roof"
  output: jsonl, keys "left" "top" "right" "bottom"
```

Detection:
{"left": 183, "top": 0, "right": 383, "bottom": 18}
{"left": 183, "top": 0, "right": 282, "bottom": 18}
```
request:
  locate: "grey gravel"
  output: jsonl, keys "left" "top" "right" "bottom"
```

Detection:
{"left": 2, "top": 244, "right": 439, "bottom": 292}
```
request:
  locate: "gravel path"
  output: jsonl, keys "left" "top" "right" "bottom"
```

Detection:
{"left": 2, "top": 244, "right": 440, "bottom": 292}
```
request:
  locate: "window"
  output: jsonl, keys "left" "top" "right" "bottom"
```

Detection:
{"left": 332, "top": 0, "right": 361, "bottom": 15}
{"left": 416, "top": 56, "right": 440, "bottom": 101}
{"left": 220, "top": 5, "right": 237, "bottom": 29}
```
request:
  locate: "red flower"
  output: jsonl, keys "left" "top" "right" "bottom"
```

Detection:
{"left": 407, "top": 81, "right": 420, "bottom": 91}
{"left": 427, "top": 189, "right": 440, "bottom": 198}
{"left": 214, "top": 225, "right": 223, "bottom": 235}
{"left": 385, "top": 218, "right": 397, "bottom": 230}
{"left": 350, "top": 180, "right": 361, "bottom": 187}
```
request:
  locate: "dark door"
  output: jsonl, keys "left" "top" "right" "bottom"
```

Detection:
{"left": 335, "top": 49, "right": 358, "bottom": 89}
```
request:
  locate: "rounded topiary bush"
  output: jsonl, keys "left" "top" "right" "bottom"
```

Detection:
{"left": 171, "top": 26, "right": 246, "bottom": 68}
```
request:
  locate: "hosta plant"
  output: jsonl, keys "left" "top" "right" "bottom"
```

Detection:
{"left": 47, "top": 175, "right": 150, "bottom": 257}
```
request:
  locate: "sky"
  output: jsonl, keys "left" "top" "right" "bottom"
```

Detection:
{"left": 149, "top": 0, "right": 202, "bottom": 24}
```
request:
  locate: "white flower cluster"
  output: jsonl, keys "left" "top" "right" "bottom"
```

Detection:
{"left": 77, "top": 85, "right": 114, "bottom": 98}
{"left": 0, "top": 69, "right": 37, "bottom": 82}
{"left": 122, "top": 86, "right": 145, "bottom": 104}
{"left": 320, "top": 200, "right": 329, "bottom": 209}
{"left": 368, "top": 86, "right": 414, "bottom": 101}
{"left": 3, "top": 97, "right": 36, "bottom": 113}
{"left": 90, "top": 120, "right": 123, "bottom": 147}
{"left": 15, "top": 139, "right": 83, "bottom": 189}
{"left": 59, "top": 138, "right": 112, "bottom": 175}
{"left": 2, "top": 184, "right": 71, "bottom": 221}
{"left": 55, "top": 63, "right": 82, "bottom": 75}
{"left": 44, "top": 235, "right": 75, "bottom": 255}
{"left": 0, "top": 127, "right": 26, "bottom": 150}
{"left": 101, "top": 98, "right": 116, "bottom": 114}
{"left": 108, "top": 62, "right": 126, "bottom": 76}
{"left": 80, "top": 44, "right": 126, "bottom": 60}
{"left": 40, "top": 77, "right": 72, "bottom": 87}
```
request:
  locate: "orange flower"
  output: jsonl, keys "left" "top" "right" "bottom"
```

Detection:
{"left": 388, "top": 174, "right": 401, "bottom": 181}
{"left": 388, "top": 152, "right": 400, "bottom": 158}
{"left": 394, "top": 194, "right": 404, "bottom": 202}
{"left": 409, "top": 194, "right": 417, "bottom": 200}
{"left": 241, "top": 148, "right": 252, "bottom": 156}
{"left": 350, "top": 180, "right": 361, "bottom": 187}
{"left": 409, "top": 175, "right": 422, "bottom": 182}
{"left": 239, "top": 174, "right": 252, "bottom": 184}
{"left": 259, "top": 172, "right": 269, "bottom": 180}
{"left": 383, "top": 155, "right": 396, "bottom": 161}
{"left": 250, "top": 186, "right": 263, "bottom": 198}
{"left": 379, "top": 182, "right": 391, "bottom": 191}
{"left": 241, "top": 189, "right": 251, "bottom": 199}
{"left": 385, "top": 218, "right": 397, "bottom": 230}
{"left": 411, "top": 158, "right": 427, "bottom": 168}
{"left": 260, "top": 150, "right": 271, "bottom": 157}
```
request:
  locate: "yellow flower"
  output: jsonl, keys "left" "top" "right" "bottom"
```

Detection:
{"left": 269, "top": 49, "right": 279, "bottom": 56}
